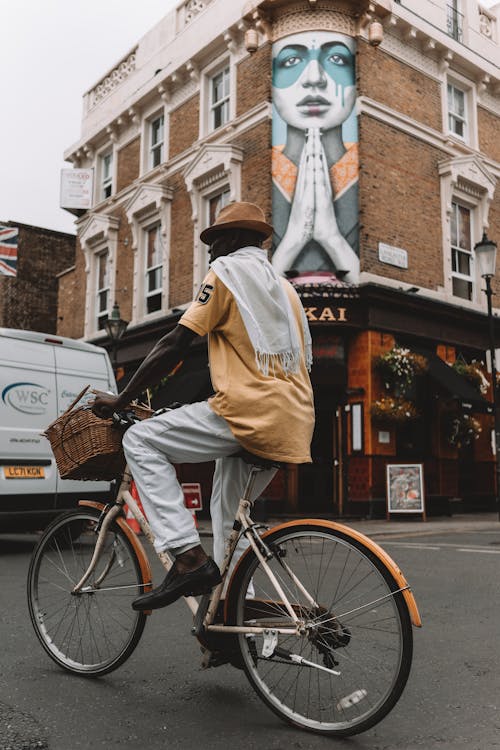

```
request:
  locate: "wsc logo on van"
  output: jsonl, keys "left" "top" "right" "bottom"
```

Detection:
{"left": 2, "top": 382, "right": 50, "bottom": 415}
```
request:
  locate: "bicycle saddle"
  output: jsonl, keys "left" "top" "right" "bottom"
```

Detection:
{"left": 231, "top": 449, "right": 285, "bottom": 470}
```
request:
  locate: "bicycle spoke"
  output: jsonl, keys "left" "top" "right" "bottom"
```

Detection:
{"left": 235, "top": 526, "right": 412, "bottom": 736}
{"left": 28, "top": 511, "right": 147, "bottom": 675}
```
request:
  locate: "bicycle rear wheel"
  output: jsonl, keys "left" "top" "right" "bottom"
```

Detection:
{"left": 27, "top": 508, "right": 148, "bottom": 676}
{"left": 227, "top": 523, "right": 413, "bottom": 737}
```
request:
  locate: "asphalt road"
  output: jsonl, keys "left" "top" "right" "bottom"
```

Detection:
{"left": 1, "top": 525, "right": 499, "bottom": 750}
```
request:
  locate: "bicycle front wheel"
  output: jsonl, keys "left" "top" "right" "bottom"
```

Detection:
{"left": 228, "top": 523, "right": 413, "bottom": 737}
{"left": 27, "top": 508, "right": 148, "bottom": 676}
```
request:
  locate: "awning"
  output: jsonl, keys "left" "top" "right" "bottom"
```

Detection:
{"left": 421, "top": 350, "right": 493, "bottom": 414}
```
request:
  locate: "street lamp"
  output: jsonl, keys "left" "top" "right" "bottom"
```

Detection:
{"left": 104, "top": 302, "right": 128, "bottom": 371}
{"left": 475, "top": 231, "right": 500, "bottom": 520}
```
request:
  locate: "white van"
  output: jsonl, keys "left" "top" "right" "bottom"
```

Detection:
{"left": 0, "top": 328, "right": 116, "bottom": 531}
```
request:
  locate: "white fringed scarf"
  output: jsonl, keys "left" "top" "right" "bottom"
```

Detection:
{"left": 211, "top": 247, "right": 313, "bottom": 377}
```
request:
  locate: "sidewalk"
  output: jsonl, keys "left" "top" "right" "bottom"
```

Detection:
{"left": 196, "top": 513, "right": 499, "bottom": 539}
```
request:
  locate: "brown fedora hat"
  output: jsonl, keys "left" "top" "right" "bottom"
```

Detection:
{"left": 200, "top": 201, "right": 273, "bottom": 244}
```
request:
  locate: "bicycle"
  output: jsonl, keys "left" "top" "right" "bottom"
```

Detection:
{"left": 28, "top": 409, "right": 421, "bottom": 738}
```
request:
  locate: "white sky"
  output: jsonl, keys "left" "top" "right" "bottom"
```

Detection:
{"left": 0, "top": 0, "right": 179, "bottom": 235}
{"left": 1, "top": 0, "right": 499, "bottom": 236}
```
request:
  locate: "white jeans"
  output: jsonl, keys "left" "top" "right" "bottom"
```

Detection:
{"left": 122, "top": 401, "right": 276, "bottom": 566}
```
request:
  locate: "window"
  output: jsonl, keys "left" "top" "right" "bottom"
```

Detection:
{"left": 124, "top": 184, "right": 172, "bottom": 324}
{"left": 183, "top": 143, "right": 243, "bottom": 293}
{"left": 210, "top": 67, "right": 230, "bottom": 130}
{"left": 96, "top": 250, "right": 110, "bottom": 329}
{"left": 208, "top": 188, "right": 230, "bottom": 227}
{"left": 149, "top": 115, "right": 164, "bottom": 169}
{"left": 447, "top": 83, "right": 467, "bottom": 139}
{"left": 144, "top": 225, "right": 163, "bottom": 314}
{"left": 451, "top": 202, "right": 473, "bottom": 300}
{"left": 193, "top": 188, "right": 230, "bottom": 278}
{"left": 101, "top": 151, "right": 113, "bottom": 199}
{"left": 446, "top": 1, "right": 463, "bottom": 42}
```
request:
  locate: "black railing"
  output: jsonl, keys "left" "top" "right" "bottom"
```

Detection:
{"left": 446, "top": 4, "right": 464, "bottom": 41}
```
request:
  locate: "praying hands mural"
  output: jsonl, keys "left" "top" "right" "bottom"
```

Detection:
{"left": 271, "top": 31, "right": 359, "bottom": 283}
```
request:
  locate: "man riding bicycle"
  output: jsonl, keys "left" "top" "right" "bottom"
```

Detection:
{"left": 93, "top": 201, "right": 315, "bottom": 611}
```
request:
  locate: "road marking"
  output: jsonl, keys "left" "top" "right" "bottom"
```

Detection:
{"left": 382, "top": 541, "right": 500, "bottom": 554}
{"left": 382, "top": 542, "right": 441, "bottom": 551}
{"left": 457, "top": 548, "right": 500, "bottom": 555}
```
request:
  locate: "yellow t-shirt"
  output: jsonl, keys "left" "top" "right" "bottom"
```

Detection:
{"left": 180, "top": 270, "right": 314, "bottom": 463}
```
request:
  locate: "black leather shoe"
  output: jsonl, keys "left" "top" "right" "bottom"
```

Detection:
{"left": 132, "top": 558, "right": 221, "bottom": 611}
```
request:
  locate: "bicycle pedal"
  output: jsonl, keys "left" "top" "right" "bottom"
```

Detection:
{"left": 199, "top": 646, "right": 235, "bottom": 670}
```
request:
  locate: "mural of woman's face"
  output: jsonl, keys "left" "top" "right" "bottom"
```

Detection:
{"left": 272, "top": 31, "right": 356, "bottom": 131}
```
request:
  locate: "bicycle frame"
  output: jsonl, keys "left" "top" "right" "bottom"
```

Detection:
{"left": 74, "top": 464, "right": 306, "bottom": 638}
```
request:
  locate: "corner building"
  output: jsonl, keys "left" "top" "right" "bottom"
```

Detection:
{"left": 61, "top": 0, "right": 500, "bottom": 516}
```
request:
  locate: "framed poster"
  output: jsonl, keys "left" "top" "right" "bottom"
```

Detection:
{"left": 386, "top": 464, "right": 425, "bottom": 516}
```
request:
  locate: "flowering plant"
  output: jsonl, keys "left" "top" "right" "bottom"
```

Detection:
{"left": 452, "top": 360, "right": 489, "bottom": 395}
{"left": 446, "top": 413, "right": 482, "bottom": 449}
{"left": 371, "top": 396, "right": 419, "bottom": 423}
{"left": 374, "top": 347, "right": 428, "bottom": 390}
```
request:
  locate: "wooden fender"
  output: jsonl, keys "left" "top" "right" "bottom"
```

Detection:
{"left": 78, "top": 500, "right": 153, "bottom": 614}
{"left": 226, "top": 518, "right": 422, "bottom": 628}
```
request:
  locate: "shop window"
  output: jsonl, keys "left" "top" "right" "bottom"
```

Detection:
{"left": 144, "top": 224, "right": 163, "bottom": 314}
{"left": 210, "top": 66, "right": 230, "bottom": 131}
{"left": 450, "top": 202, "right": 473, "bottom": 301}
{"left": 100, "top": 150, "right": 113, "bottom": 200}
{"left": 96, "top": 250, "right": 110, "bottom": 330}
{"left": 149, "top": 114, "right": 164, "bottom": 169}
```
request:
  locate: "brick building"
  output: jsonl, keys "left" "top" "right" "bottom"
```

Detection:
{"left": 0, "top": 222, "right": 75, "bottom": 333}
{"left": 60, "top": 0, "right": 500, "bottom": 516}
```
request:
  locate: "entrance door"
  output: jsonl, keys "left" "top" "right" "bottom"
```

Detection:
{"left": 298, "top": 396, "right": 343, "bottom": 514}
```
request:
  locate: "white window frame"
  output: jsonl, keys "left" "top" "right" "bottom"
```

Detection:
{"left": 450, "top": 200, "right": 475, "bottom": 301}
{"left": 210, "top": 66, "right": 230, "bottom": 131}
{"left": 206, "top": 188, "right": 231, "bottom": 231}
{"left": 124, "top": 185, "right": 173, "bottom": 325}
{"left": 143, "top": 222, "right": 164, "bottom": 316}
{"left": 183, "top": 143, "right": 243, "bottom": 295}
{"left": 446, "top": 0, "right": 464, "bottom": 43}
{"left": 79, "top": 213, "right": 119, "bottom": 339}
{"left": 447, "top": 83, "right": 467, "bottom": 140}
{"left": 443, "top": 73, "right": 477, "bottom": 149}
{"left": 146, "top": 107, "right": 167, "bottom": 170}
{"left": 199, "top": 54, "right": 235, "bottom": 137}
{"left": 95, "top": 249, "right": 111, "bottom": 330}
{"left": 194, "top": 186, "right": 231, "bottom": 280}
{"left": 150, "top": 114, "right": 165, "bottom": 169}
{"left": 439, "top": 156, "right": 497, "bottom": 308}
{"left": 99, "top": 148, "right": 114, "bottom": 201}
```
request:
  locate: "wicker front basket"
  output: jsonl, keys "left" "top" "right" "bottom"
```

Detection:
{"left": 44, "top": 386, "right": 153, "bottom": 481}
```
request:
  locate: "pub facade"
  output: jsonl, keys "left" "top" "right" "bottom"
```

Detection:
{"left": 59, "top": 0, "right": 500, "bottom": 516}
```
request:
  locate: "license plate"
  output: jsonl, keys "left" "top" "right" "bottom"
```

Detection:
{"left": 4, "top": 466, "right": 45, "bottom": 479}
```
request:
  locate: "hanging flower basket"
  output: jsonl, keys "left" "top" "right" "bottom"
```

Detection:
{"left": 452, "top": 360, "right": 489, "bottom": 395}
{"left": 371, "top": 396, "right": 420, "bottom": 423}
{"left": 374, "top": 347, "right": 428, "bottom": 391}
{"left": 445, "top": 413, "right": 482, "bottom": 449}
